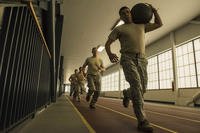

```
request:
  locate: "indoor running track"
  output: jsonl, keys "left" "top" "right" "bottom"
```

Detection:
{"left": 67, "top": 96, "right": 200, "bottom": 133}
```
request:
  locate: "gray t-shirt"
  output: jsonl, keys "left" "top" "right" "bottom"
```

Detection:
{"left": 83, "top": 56, "right": 103, "bottom": 75}
{"left": 108, "top": 23, "right": 145, "bottom": 54}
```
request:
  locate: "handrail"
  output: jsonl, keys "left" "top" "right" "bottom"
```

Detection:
{"left": 27, "top": 1, "right": 51, "bottom": 59}
{"left": 0, "top": 2, "right": 52, "bottom": 131}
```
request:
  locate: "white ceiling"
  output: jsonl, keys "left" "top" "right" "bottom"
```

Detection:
{"left": 61, "top": 0, "right": 200, "bottom": 83}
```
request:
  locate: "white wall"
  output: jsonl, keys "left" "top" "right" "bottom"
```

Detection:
{"left": 144, "top": 88, "right": 200, "bottom": 104}
{"left": 175, "top": 23, "right": 200, "bottom": 45}
{"left": 146, "top": 23, "right": 200, "bottom": 57}
{"left": 146, "top": 34, "right": 171, "bottom": 57}
{"left": 144, "top": 89, "right": 175, "bottom": 103}
{"left": 101, "top": 88, "right": 200, "bottom": 105}
{"left": 103, "top": 63, "right": 121, "bottom": 76}
{"left": 103, "top": 91, "right": 121, "bottom": 98}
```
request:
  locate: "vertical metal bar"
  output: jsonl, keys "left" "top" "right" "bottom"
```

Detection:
{"left": 45, "top": 50, "right": 51, "bottom": 104}
{"left": 118, "top": 65, "right": 121, "bottom": 98}
{"left": 20, "top": 17, "right": 34, "bottom": 118}
{"left": 21, "top": 17, "right": 35, "bottom": 117}
{"left": 16, "top": 12, "right": 32, "bottom": 121}
{"left": 13, "top": 8, "right": 29, "bottom": 123}
{"left": 35, "top": 34, "right": 44, "bottom": 109}
{"left": 8, "top": 7, "right": 25, "bottom": 126}
{"left": 0, "top": 3, "right": 52, "bottom": 131}
{"left": 15, "top": 14, "right": 31, "bottom": 122}
{"left": 192, "top": 40, "right": 199, "bottom": 87}
{"left": 0, "top": 3, "right": 52, "bottom": 130}
{"left": 170, "top": 32, "right": 179, "bottom": 105}
{"left": 36, "top": 37, "right": 44, "bottom": 109}
{"left": 29, "top": 31, "right": 39, "bottom": 112}
{"left": 35, "top": 42, "right": 44, "bottom": 111}
{"left": 50, "top": 0, "right": 56, "bottom": 102}
{"left": 2, "top": 7, "right": 20, "bottom": 129}
{"left": 10, "top": 7, "right": 28, "bottom": 125}
{"left": 29, "top": 28, "right": 39, "bottom": 114}
{"left": 0, "top": 7, "right": 12, "bottom": 76}
{"left": 25, "top": 28, "right": 36, "bottom": 115}
{"left": 0, "top": 7, "right": 13, "bottom": 121}
{"left": 1, "top": 7, "right": 18, "bottom": 131}
{"left": 26, "top": 26, "right": 43, "bottom": 113}
{"left": 30, "top": 30, "right": 44, "bottom": 112}
{"left": 157, "top": 56, "right": 161, "bottom": 89}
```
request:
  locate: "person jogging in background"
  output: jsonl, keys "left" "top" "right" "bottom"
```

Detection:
{"left": 69, "top": 69, "right": 79, "bottom": 101}
{"left": 77, "top": 67, "right": 86, "bottom": 94}
{"left": 83, "top": 47, "right": 105, "bottom": 109}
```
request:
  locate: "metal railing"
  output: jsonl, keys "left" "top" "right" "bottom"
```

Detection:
{"left": 0, "top": 2, "right": 52, "bottom": 132}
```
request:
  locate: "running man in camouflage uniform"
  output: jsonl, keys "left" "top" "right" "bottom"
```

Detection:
{"left": 105, "top": 5, "right": 162, "bottom": 132}
{"left": 69, "top": 69, "right": 79, "bottom": 101}
{"left": 77, "top": 67, "right": 86, "bottom": 95}
{"left": 83, "top": 47, "right": 105, "bottom": 109}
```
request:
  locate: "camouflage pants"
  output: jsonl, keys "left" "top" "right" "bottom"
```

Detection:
{"left": 78, "top": 81, "right": 86, "bottom": 94}
{"left": 70, "top": 84, "right": 75, "bottom": 96}
{"left": 87, "top": 74, "right": 101, "bottom": 106}
{"left": 73, "top": 84, "right": 80, "bottom": 100}
{"left": 120, "top": 53, "right": 148, "bottom": 123}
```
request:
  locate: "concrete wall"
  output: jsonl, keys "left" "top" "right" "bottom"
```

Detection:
{"left": 103, "top": 91, "right": 121, "bottom": 98}
{"left": 144, "top": 88, "right": 200, "bottom": 105}
{"left": 101, "top": 88, "right": 200, "bottom": 105}
{"left": 103, "top": 63, "right": 121, "bottom": 76}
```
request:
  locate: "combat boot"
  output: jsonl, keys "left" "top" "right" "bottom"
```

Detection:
{"left": 89, "top": 104, "right": 95, "bottom": 109}
{"left": 138, "top": 120, "right": 153, "bottom": 133}
{"left": 77, "top": 97, "right": 80, "bottom": 102}
{"left": 86, "top": 95, "right": 90, "bottom": 102}
{"left": 122, "top": 89, "right": 130, "bottom": 108}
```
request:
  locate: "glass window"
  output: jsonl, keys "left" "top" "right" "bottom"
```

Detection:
{"left": 176, "top": 41, "right": 197, "bottom": 88}
{"left": 101, "top": 38, "right": 200, "bottom": 92}
{"left": 101, "top": 77, "right": 106, "bottom": 91}
{"left": 147, "top": 56, "right": 159, "bottom": 89}
{"left": 195, "top": 51, "right": 200, "bottom": 62}
{"left": 194, "top": 38, "right": 200, "bottom": 87}
{"left": 114, "top": 72, "right": 119, "bottom": 91}
{"left": 120, "top": 69, "right": 130, "bottom": 90}
{"left": 158, "top": 50, "right": 173, "bottom": 89}
{"left": 65, "top": 85, "right": 71, "bottom": 93}
{"left": 194, "top": 39, "right": 200, "bottom": 50}
{"left": 101, "top": 71, "right": 119, "bottom": 91}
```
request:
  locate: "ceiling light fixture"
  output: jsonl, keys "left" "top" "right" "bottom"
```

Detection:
{"left": 115, "top": 20, "right": 124, "bottom": 27}
{"left": 110, "top": 19, "right": 124, "bottom": 30}
{"left": 97, "top": 45, "right": 105, "bottom": 52}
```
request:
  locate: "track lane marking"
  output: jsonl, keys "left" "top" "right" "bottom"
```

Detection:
{"left": 146, "top": 108, "right": 200, "bottom": 117}
{"left": 96, "top": 104, "right": 177, "bottom": 133}
{"left": 65, "top": 96, "right": 96, "bottom": 133}
{"left": 146, "top": 110, "right": 200, "bottom": 123}
{"left": 100, "top": 97, "right": 200, "bottom": 116}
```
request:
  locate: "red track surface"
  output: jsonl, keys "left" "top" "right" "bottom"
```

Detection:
{"left": 70, "top": 96, "right": 200, "bottom": 133}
